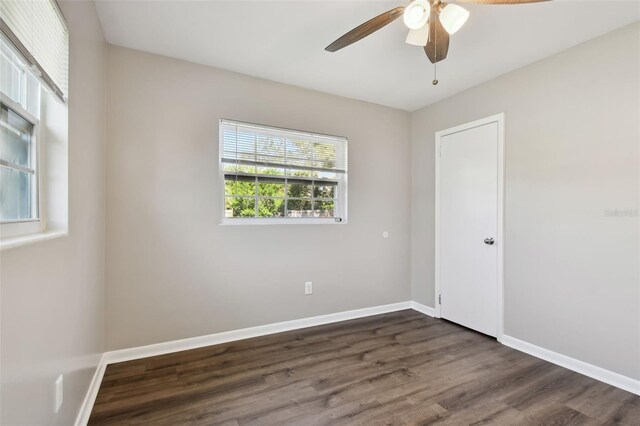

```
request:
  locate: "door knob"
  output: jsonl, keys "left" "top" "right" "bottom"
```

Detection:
{"left": 484, "top": 237, "right": 495, "bottom": 245}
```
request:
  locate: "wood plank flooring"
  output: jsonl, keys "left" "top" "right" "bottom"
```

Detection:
{"left": 89, "top": 310, "right": 639, "bottom": 425}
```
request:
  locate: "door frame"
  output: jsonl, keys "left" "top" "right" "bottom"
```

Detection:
{"left": 434, "top": 113, "right": 505, "bottom": 342}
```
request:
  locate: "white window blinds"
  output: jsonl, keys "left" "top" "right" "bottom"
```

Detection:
{"left": 220, "top": 119, "right": 347, "bottom": 174}
{"left": 0, "top": 0, "right": 69, "bottom": 102}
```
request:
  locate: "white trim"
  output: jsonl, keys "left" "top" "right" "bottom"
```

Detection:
{"left": 496, "top": 115, "right": 505, "bottom": 343}
{"left": 434, "top": 113, "right": 505, "bottom": 342}
{"left": 0, "top": 220, "right": 43, "bottom": 240}
{"left": 74, "top": 302, "right": 640, "bottom": 422}
{"left": 0, "top": 91, "right": 38, "bottom": 125}
{"left": 0, "top": 229, "right": 67, "bottom": 251}
{"left": 105, "top": 302, "right": 412, "bottom": 364}
{"left": 74, "top": 354, "right": 107, "bottom": 426}
{"left": 220, "top": 217, "right": 345, "bottom": 226}
{"left": 410, "top": 301, "right": 436, "bottom": 317}
{"left": 502, "top": 335, "right": 640, "bottom": 396}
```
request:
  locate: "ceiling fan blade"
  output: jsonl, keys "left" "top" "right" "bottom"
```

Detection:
{"left": 424, "top": 12, "right": 449, "bottom": 63}
{"left": 325, "top": 6, "right": 405, "bottom": 52}
{"left": 454, "top": 0, "right": 550, "bottom": 4}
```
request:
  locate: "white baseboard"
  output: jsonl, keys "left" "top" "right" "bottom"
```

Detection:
{"left": 502, "top": 335, "right": 640, "bottom": 396}
{"left": 74, "top": 354, "right": 107, "bottom": 426}
{"left": 105, "top": 301, "right": 413, "bottom": 364}
{"left": 410, "top": 301, "right": 436, "bottom": 317}
{"left": 75, "top": 302, "right": 639, "bottom": 426}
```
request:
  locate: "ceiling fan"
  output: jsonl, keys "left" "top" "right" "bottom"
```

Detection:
{"left": 325, "top": 0, "right": 549, "bottom": 84}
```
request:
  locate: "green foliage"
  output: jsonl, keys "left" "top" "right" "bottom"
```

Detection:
{"left": 225, "top": 165, "right": 336, "bottom": 218}
{"left": 225, "top": 196, "right": 256, "bottom": 217}
{"left": 258, "top": 198, "right": 284, "bottom": 217}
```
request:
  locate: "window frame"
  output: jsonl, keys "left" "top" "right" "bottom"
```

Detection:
{"left": 0, "top": 4, "right": 69, "bottom": 250}
{"left": 0, "top": 71, "right": 43, "bottom": 238}
{"left": 218, "top": 120, "right": 348, "bottom": 225}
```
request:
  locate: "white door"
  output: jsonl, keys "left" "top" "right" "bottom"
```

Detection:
{"left": 437, "top": 118, "right": 501, "bottom": 337}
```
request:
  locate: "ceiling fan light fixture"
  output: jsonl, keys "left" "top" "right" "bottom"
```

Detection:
{"left": 405, "top": 24, "right": 429, "bottom": 46}
{"left": 439, "top": 3, "right": 469, "bottom": 35}
{"left": 403, "top": 0, "right": 430, "bottom": 30}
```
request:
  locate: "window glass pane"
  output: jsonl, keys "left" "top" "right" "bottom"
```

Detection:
{"left": 316, "top": 170, "right": 338, "bottom": 180}
{"left": 225, "top": 197, "right": 256, "bottom": 218}
{"left": 0, "top": 37, "right": 40, "bottom": 117}
{"left": 287, "top": 180, "right": 312, "bottom": 198}
{"left": 258, "top": 177, "right": 285, "bottom": 197}
{"left": 236, "top": 164, "right": 255, "bottom": 174}
{"left": 224, "top": 179, "right": 236, "bottom": 196}
{"left": 222, "top": 128, "right": 238, "bottom": 159}
{"left": 236, "top": 130, "right": 255, "bottom": 162}
{"left": 0, "top": 105, "right": 33, "bottom": 168}
{"left": 256, "top": 134, "right": 285, "bottom": 165}
{"left": 287, "top": 168, "right": 318, "bottom": 179}
{"left": 24, "top": 71, "right": 40, "bottom": 119}
{"left": 0, "top": 167, "right": 32, "bottom": 221}
{"left": 222, "top": 163, "right": 237, "bottom": 173}
{"left": 314, "top": 200, "right": 335, "bottom": 218}
{"left": 224, "top": 176, "right": 255, "bottom": 197}
{"left": 314, "top": 182, "right": 336, "bottom": 199}
{"left": 286, "top": 199, "right": 312, "bottom": 217}
{"left": 256, "top": 166, "right": 284, "bottom": 176}
{"left": 286, "top": 138, "right": 313, "bottom": 168}
{"left": 0, "top": 46, "right": 22, "bottom": 102}
{"left": 258, "top": 198, "right": 285, "bottom": 217}
{"left": 313, "top": 142, "right": 337, "bottom": 170}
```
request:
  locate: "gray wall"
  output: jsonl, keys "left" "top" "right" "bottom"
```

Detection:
{"left": 0, "top": 1, "right": 107, "bottom": 425}
{"left": 105, "top": 46, "right": 412, "bottom": 350}
{"left": 411, "top": 23, "right": 640, "bottom": 379}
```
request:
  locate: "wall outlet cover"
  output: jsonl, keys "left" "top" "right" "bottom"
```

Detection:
{"left": 304, "top": 281, "right": 312, "bottom": 295}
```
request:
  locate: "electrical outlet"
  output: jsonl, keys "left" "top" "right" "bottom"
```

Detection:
{"left": 304, "top": 281, "right": 313, "bottom": 295}
{"left": 54, "top": 374, "right": 63, "bottom": 413}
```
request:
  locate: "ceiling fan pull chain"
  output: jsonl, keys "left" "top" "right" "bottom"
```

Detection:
{"left": 433, "top": 20, "right": 439, "bottom": 85}
{"left": 433, "top": 62, "right": 438, "bottom": 85}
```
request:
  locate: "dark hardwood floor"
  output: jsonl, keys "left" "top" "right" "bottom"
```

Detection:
{"left": 89, "top": 310, "right": 639, "bottom": 425}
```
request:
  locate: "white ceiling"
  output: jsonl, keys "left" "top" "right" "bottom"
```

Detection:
{"left": 94, "top": 0, "right": 640, "bottom": 111}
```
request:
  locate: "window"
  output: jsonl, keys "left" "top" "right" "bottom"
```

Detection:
{"left": 0, "top": 0, "right": 69, "bottom": 245}
{"left": 0, "top": 103, "right": 37, "bottom": 221}
{"left": 0, "top": 36, "right": 41, "bottom": 228}
{"left": 219, "top": 119, "right": 348, "bottom": 224}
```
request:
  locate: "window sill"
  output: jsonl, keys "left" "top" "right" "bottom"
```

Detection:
{"left": 0, "top": 229, "right": 68, "bottom": 251}
{"left": 219, "top": 218, "right": 347, "bottom": 226}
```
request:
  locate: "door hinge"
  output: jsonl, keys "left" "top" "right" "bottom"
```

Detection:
{"left": 438, "top": 294, "right": 441, "bottom": 304}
